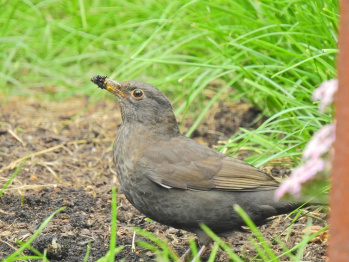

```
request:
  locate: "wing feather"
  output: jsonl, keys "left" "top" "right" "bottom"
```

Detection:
{"left": 139, "top": 136, "right": 279, "bottom": 191}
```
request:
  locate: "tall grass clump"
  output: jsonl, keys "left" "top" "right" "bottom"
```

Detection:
{"left": 1, "top": 1, "right": 338, "bottom": 165}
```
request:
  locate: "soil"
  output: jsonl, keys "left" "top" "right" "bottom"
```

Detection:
{"left": 0, "top": 93, "right": 328, "bottom": 261}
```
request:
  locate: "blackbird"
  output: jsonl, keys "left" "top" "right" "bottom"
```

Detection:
{"left": 91, "top": 75, "right": 300, "bottom": 258}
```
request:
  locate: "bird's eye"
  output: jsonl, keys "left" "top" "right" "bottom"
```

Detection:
{"left": 131, "top": 89, "right": 144, "bottom": 100}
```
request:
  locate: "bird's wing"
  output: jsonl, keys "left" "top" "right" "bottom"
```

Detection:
{"left": 138, "top": 136, "right": 279, "bottom": 191}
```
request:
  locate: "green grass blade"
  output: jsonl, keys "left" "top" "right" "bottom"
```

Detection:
{"left": 0, "top": 156, "right": 29, "bottom": 198}
{"left": 234, "top": 204, "right": 278, "bottom": 261}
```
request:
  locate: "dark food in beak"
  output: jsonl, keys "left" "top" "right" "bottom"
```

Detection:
{"left": 91, "top": 75, "right": 107, "bottom": 89}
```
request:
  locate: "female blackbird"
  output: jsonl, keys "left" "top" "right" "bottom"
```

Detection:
{"left": 91, "top": 76, "right": 300, "bottom": 259}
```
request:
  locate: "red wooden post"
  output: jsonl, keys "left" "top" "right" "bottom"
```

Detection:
{"left": 328, "top": 1, "right": 349, "bottom": 261}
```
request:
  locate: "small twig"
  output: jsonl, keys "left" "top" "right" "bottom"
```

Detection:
{"left": 0, "top": 239, "right": 19, "bottom": 252}
{"left": 8, "top": 129, "right": 26, "bottom": 147}
{"left": 3, "top": 184, "right": 58, "bottom": 191}
{"left": 131, "top": 230, "right": 136, "bottom": 252}
{"left": 61, "top": 145, "right": 74, "bottom": 156}
{"left": 43, "top": 165, "right": 61, "bottom": 182}
{"left": 0, "top": 209, "right": 15, "bottom": 215}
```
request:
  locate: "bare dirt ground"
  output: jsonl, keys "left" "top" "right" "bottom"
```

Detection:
{"left": 0, "top": 93, "right": 328, "bottom": 261}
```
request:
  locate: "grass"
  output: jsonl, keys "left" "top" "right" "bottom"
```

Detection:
{"left": 0, "top": 157, "right": 28, "bottom": 198}
{"left": 0, "top": 0, "right": 337, "bottom": 261}
{"left": 1, "top": 0, "right": 338, "bottom": 164}
{"left": 96, "top": 187, "right": 124, "bottom": 262}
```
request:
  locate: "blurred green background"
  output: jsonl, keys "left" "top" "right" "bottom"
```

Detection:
{"left": 1, "top": 0, "right": 338, "bottom": 165}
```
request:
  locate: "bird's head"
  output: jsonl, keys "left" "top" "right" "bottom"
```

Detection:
{"left": 91, "top": 76, "right": 180, "bottom": 136}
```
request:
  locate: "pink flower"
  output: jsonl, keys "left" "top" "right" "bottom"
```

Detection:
{"left": 303, "top": 124, "right": 336, "bottom": 160}
{"left": 275, "top": 158, "right": 326, "bottom": 199}
{"left": 275, "top": 79, "right": 337, "bottom": 199}
{"left": 313, "top": 79, "right": 338, "bottom": 113}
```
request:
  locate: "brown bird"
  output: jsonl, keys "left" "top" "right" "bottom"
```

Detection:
{"left": 91, "top": 75, "right": 300, "bottom": 260}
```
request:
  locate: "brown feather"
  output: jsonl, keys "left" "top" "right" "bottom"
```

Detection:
{"left": 140, "top": 136, "right": 279, "bottom": 191}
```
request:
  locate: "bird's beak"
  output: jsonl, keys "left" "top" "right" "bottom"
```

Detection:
{"left": 104, "top": 79, "right": 127, "bottom": 98}
{"left": 91, "top": 75, "right": 127, "bottom": 98}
